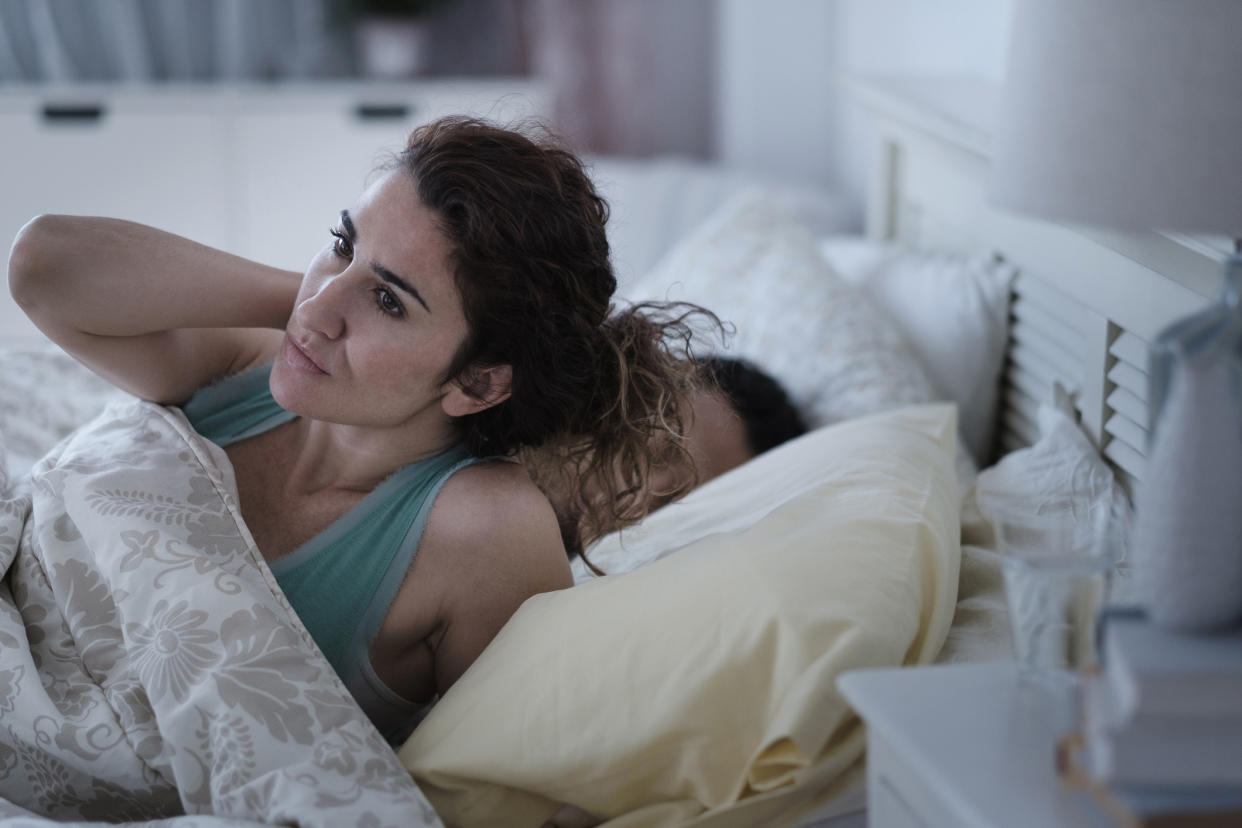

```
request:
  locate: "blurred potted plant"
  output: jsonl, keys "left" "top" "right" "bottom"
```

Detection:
{"left": 350, "top": 0, "right": 454, "bottom": 78}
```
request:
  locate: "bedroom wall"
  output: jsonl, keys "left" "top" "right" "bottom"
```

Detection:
{"left": 714, "top": 0, "right": 1014, "bottom": 227}
{"left": 714, "top": 0, "right": 838, "bottom": 189}
{"left": 529, "top": 0, "right": 716, "bottom": 157}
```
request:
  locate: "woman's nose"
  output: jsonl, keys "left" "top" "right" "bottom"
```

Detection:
{"left": 297, "top": 271, "right": 354, "bottom": 340}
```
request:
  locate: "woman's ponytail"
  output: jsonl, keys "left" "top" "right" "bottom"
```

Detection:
{"left": 523, "top": 301, "right": 723, "bottom": 570}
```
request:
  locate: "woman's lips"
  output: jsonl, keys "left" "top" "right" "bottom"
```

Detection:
{"left": 284, "top": 337, "right": 329, "bottom": 375}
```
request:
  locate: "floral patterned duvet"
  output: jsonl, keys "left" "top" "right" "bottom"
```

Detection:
{"left": 0, "top": 393, "right": 443, "bottom": 827}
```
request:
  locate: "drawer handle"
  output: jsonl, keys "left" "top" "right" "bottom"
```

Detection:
{"left": 41, "top": 104, "right": 106, "bottom": 124}
{"left": 354, "top": 103, "right": 412, "bottom": 121}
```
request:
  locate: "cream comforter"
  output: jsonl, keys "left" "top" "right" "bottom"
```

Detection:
{"left": 0, "top": 399, "right": 442, "bottom": 826}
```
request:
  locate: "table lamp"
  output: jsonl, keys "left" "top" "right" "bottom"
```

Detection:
{"left": 989, "top": 0, "right": 1242, "bottom": 631}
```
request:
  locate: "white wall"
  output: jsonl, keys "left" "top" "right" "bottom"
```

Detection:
{"left": 715, "top": 0, "right": 1014, "bottom": 226}
{"left": 833, "top": 0, "right": 1013, "bottom": 78}
{"left": 714, "top": 0, "right": 839, "bottom": 188}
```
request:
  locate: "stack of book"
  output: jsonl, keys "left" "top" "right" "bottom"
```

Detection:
{"left": 1061, "top": 611, "right": 1242, "bottom": 827}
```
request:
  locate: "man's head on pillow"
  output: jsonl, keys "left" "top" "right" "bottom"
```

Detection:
{"left": 539, "top": 356, "right": 807, "bottom": 561}
{"left": 646, "top": 356, "right": 807, "bottom": 507}
{"left": 703, "top": 356, "right": 809, "bottom": 457}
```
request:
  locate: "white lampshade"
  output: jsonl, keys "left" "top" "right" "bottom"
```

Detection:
{"left": 991, "top": 0, "right": 1242, "bottom": 237}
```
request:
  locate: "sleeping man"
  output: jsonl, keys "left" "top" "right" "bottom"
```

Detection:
{"left": 545, "top": 355, "right": 808, "bottom": 562}
{"left": 648, "top": 355, "right": 808, "bottom": 508}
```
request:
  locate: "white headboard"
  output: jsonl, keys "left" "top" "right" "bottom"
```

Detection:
{"left": 846, "top": 75, "right": 1226, "bottom": 491}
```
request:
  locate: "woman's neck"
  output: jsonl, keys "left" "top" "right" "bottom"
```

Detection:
{"left": 281, "top": 415, "right": 460, "bottom": 495}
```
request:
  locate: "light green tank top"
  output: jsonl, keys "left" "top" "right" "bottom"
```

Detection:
{"left": 182, "top": 364, "right": 482, "bottom": 743}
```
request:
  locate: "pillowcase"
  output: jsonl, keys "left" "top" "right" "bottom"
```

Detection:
{"left": 969, "top": 385, "right": 1132, "bottom": 561}
{"left": 818, "top": 237, "right": 1015, "bottom": 464}
{"left": 400, "top": 404, "right": 962, "bottom": 827}
{"left": 622, "top": 191, "right": 936, "bottom": 430}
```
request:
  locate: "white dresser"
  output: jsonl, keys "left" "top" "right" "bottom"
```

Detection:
{"left": 838, "top": 663, "right": 1114, "bottom": 828}
{"left": 0, "top": 79, "right": 549, "bottom": 341}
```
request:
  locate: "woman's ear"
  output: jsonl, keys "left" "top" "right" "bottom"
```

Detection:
{"left": 441, "top": 364, "right": 513, "bottom": 417}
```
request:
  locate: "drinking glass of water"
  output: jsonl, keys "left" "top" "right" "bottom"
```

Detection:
{"left": 993, "top": 509, "right": 1112, "bottom": 685}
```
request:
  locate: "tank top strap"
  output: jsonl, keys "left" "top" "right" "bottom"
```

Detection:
{"left": 181, "top": 363, "right": 295, "bottom": 446}
{"left": 266, "top": 445, "right": 492, "bottom": 741}
{"left": 337, "top": 450, "right": 487, "bottom": 742}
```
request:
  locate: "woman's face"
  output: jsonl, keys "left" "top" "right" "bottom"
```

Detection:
{"left": 270, "top": 170, "right": 472, "bottom": 432}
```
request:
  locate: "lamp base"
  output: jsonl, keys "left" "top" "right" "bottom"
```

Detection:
{"left": 1133, "top": 253, "right": 1242, "bottom": 632}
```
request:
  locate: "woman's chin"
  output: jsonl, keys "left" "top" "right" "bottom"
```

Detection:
{"left": 269, "top": 363, "right": 312, "bottom": 415}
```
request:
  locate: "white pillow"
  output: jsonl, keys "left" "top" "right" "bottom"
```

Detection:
{"left": 624, "top": 192, "right": 934, "bottom": 429}
{"left": 818, "top": 237, "right": 1015, "bottom": 464}
{"left": 589, "top": 156, "right": 855, "bottom": 293}
{"left": 969, "top": 386, "right": 1133, "bottom": 597}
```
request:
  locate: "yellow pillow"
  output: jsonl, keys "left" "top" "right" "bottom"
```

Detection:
{"left": 400, "top": 404, "right": 961, "bottom": 827}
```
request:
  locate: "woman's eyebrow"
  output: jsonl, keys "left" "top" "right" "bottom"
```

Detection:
{"left": 374, "top": 263, "right": 431, "bottom": 313}
{"left": 340, "top": 209, "right": 357, "bottom": 240}
{"left": 340, "top": 209, "right": 431, "bottom": 313}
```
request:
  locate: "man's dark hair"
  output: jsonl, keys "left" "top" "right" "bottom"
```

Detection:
{"left": 702, "top": 356, "right": 808, "bottom": 455}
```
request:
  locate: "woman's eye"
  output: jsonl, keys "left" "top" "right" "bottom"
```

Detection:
{"left": 375, "top": 287, "right": 405, "bottom": 318}
{"left": 329, "top": 227, "right": 353, "bottom": 259}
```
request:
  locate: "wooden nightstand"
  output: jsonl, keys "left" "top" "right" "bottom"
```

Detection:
{"left": 838, "top": 663, "right": 1114, "bottom": 828}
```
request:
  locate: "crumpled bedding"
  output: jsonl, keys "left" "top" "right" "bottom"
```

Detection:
{"left": 0, "top": 398, "right": 443, "bottom": 827}
{"left": 0, "top": 344, "right": 127, "bottom": 481}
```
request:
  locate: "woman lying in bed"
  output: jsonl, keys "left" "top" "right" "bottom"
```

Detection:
{"left": 7, "top": 116, "right": 708, "bottom": 743}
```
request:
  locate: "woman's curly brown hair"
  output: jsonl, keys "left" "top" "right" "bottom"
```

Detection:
{"left": 397, "top": 117, "right": 719, "bottom": 567}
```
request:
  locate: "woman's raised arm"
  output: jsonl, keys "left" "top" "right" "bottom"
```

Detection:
{"left": 8, "top": 215, "right": 301, "bottom": 404}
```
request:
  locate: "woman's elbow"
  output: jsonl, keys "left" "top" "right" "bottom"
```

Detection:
{"left": 8, "top": 214, "right": 71, "bottom": 319}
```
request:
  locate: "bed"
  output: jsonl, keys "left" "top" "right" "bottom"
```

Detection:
{"left": 0, "top": 75, "right": 1220, "bottom": 827}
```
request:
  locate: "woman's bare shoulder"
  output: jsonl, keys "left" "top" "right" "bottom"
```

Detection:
{"left": 425, "top": 459, "right": 568, "bottom": 572}
{"left": 411, "top": 459, "right": 572, "bottom": 692}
